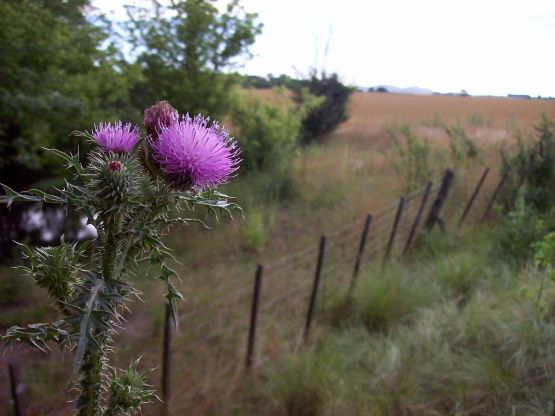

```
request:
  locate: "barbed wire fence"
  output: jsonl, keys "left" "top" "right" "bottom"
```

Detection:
{"left": 155, "top": 164, "right": 509, "bottom": 413}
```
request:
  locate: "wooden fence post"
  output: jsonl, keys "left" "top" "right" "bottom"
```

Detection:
{"left": 8, "top": 363, "right": 24, "bottom": 416}
{"left": 304, "top": 236, "right": 327, "bottom": 340}
{"left": 161, "top": 303, "right": 173, "bottom": 416}
{"left": 349, "top": 215, "right": 372, "bottom": 295}
{"left": 403, "top": 181, "right": 432, "bottom": 254}
{"left": 246, "top": 265, "right": 264, "bottom": 369}
{"left": 482, "top": 169, "right": 510, "bottom": 220}
{"left": 424, "top": 169, "right": 455, "bottom": 233}
{"left": 458, "top": 167, "right": 490, "bottom": 229}
{"left": 383, "top": 197, "right": 405, "bottom": 265}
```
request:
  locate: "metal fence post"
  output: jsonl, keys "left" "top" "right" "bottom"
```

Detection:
{"left": 482, "top": 168, "right": 510, "bottom": 220}
{"left": 424, "top": 169, "right": 455, "bottom": 233}
{"left": 9, "top": 363, "right": 24, "bottom": 416}
{"left": 403, "top": 181, "right": 432, "bottom": 254}
{"left": 458, "top": 167, "right": 490, "bottom": 229}
{"left": 246, "top": 265, "right": 264, "bottom": 369}
{"left": 383, "top": 197, "right": 405, "bottom": 265}
{"left": 304, "top": 236, "right": 326, "bottom": 340}
{"left": 161, "top": 304, "right": 173, "bottom": 416}
{"left": 349, "top": 215, "right": 372, "bottom": 295}
{"left": 382, "top": 197, "right": 405, "bottom": 265}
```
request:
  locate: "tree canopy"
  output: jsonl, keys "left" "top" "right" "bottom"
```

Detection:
{"left": 0, "top": 0, "right": 137, "bottom": 189}
{"left": 127, "top": 0, "right": 262, "bottom": 117}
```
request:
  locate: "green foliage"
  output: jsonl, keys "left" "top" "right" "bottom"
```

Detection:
{"left": 354, "top": 266, "right": 440, "bottom": 332}
{"left": 387, "top": 124, "right": 435, "bottom": 194}
{"left": 241, "top": 73, "right": 304, "bottom": 90}
{"left": 445, "top": 123, "right": 479, "bottom": 167}
{"left": 262, "top": 352, "right": 330, "bottom": 416}
{"left": 388, "top": 123, "right": 479, "bottom": 193}
{"left": 0, "top": 0, "right": 141, "bottom": 259}
{"left": 254, "top": 230, "right": 555, "bottom": 415}
{"left": 231, "top": 88, "right": 320, "bottom": 175}
{"left": 532, "top": 231, "right": 555, "bottom": 317}
{"left": 534, "top": 231, "right": 555, "bottom": 273}
{"left": 296, "top": 73, "right": 353, "bottom": 144}
{"left": 494, "top": 191, "right": 551, "bottom": 265}
{"left": 127, "top": 0, "right": 262, "bottom": 117}
{"left": 326, "top": 265, "right": 441, "bottom": 333}
{"left": 431, "top": 252, "right": 483, "bottom": 303}
{"left": 240, "top": 209, "right": 270, "bottom": 251}
{"left": 411, "top": 230, "right": 454, "bottom": 260}
{"left": 0, "top": 0, "right": 138, "bottom": 189}
{"left": 500, "top": 115, "right": 555, "bottom": 213}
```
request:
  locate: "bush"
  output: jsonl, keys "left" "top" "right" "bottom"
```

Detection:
{"left": 445, "top": 123, "right": 479, "bottom": 167}
{"left": 296, "top": 73, "right": 353, "bottom": 144}
{"left": 387, "top": 124, "right": 436, "bottom": 194}
{"left": 494, "top": 191, "right": 553, "bottom": 264}
{"left": 240, "top": 208, "right": 274, "bottom": 251}
{"left": 500, "top": 115, "right": 555, "bottom": 213}
{"left": 230, "top": 88, "right": 319, "bottom": 175}
{"left": 388, "top": 123, "right": 479, "bottom": 194}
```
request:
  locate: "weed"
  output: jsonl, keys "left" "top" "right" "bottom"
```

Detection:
{"left": 387, "top": 124, "right": 435, "bottom": 194}
{"left": 241, "top": 208, "right": 272, "bottom": 251}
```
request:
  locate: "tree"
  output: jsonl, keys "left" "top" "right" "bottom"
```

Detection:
{"left": 296, "top": 73, "right": 353, "bottom": 144}
{"left": 0, "top": 0, "right": 138, "bottom": 190}
{"left": 127, "top": 0, "right": 262, "bottom": 117}
{"left": 0, "top": 0, "right": 138, "bottom": 259}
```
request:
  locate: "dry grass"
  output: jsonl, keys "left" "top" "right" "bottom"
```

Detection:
{"left": 341, "top": 92, "right": 555, "bottom": 139}
{"left": 156, "top": 92, "right": 555, "bottom": 414}
{"left": 1, "top": 92, "right": 554, "bottom": 415}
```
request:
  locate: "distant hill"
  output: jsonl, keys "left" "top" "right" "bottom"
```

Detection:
{"left": 366, "top": 85, "right": 436, "bottom": 95}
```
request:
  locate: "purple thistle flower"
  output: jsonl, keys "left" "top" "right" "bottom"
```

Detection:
{"left": 92, "top": 122, "right": 139, "bottom": 153}
{"left": 151, "top": 114, "right": 240, "bottom": 189}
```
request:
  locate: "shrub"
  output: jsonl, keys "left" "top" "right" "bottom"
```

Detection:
{"left": 240, "top": 208, "right": 274, "bottom": 251}
{"left": 230, "top": 88, "right": 319, "bottom": 175}
{"left": 500, "top": 115, "right": 555, "bottom": 213}
{"left": 388, "top": 123, "right": 480, "bottom": 194}
{"left": 296, "top": 73, "right": 353, "bottom": 144}
{"left": 387, "top": 124, "right": 435, "bottom": 194}
{"left": 494, "top": 191, "right": 552, "bottom": 264}
{"left": 445, "top": 123, "right": 479, "bottom": 167}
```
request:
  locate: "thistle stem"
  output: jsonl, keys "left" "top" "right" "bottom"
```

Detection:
{"left": 101, "top": 216, "right": 123, "bottom": 280}
{"left": 77, "top": 348, "right": 105, "bottom": 416}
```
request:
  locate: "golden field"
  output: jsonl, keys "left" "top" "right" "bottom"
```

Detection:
{"left": 1, "top": 92, "right": 555, "bottom": 415}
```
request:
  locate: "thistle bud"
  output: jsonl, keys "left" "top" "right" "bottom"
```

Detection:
{"left": 102, "top": 159, "right": 130, "bottom": 203}
{"left": 108, "top": 160, "right": 122, "bottom": 171}
{"left": 143, "top": 101, "right": 179, "bottom": 140}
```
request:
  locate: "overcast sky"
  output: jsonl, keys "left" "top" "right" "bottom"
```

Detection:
{"left": 92, "top": 0, "right": 555, "bottom": 96}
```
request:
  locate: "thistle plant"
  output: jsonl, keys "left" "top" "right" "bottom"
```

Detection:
{"left": 0, "top": 101, "right": 240, "bottom": 415}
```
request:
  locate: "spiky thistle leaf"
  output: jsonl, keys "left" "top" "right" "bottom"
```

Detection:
{"left": 17, "top": 238, "right": 90, "bottom": 310}
{"left": 105, "top": 359, "right": 158, "bottom": 416}
{"left": 2, "top": 321, "right": 69, "bottom": 351}
{"left": 64, "top": 271, "right": 135, "bottom": 373}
